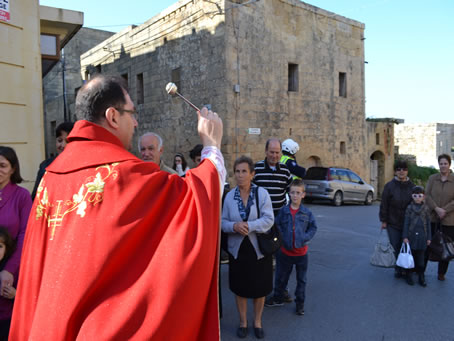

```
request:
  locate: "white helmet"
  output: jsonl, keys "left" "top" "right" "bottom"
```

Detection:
{"left": 282, "top": 138, "right": 299, "bottom": 155}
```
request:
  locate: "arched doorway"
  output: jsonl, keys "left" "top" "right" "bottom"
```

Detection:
{"left": 306, "top": 155, "right": 321, "bottom": 168}
{"left": 370, "top": 151, "right": 385, "bottom": 198}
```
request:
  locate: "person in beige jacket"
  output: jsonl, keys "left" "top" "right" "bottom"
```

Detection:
{"left": 425, "top": 154, "right": 454, "bottom": 281}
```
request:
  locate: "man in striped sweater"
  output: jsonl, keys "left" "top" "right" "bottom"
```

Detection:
{"left": 253, "top": 138, "right": 293, "bottom": 303}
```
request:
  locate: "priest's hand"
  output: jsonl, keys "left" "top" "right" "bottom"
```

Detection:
{"left": 197, "top": 107, "right": 223, "bottom": 149}
{"left": 0, "top": 270, "right": 14, "bottom": 296}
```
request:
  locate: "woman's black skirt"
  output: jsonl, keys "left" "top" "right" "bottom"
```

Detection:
{"left": 228, "top": 236, "right": 272, "bottom": 298}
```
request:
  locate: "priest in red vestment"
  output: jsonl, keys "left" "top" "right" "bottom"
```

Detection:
{"left": 10, "top": 75, "right": 226, "bottom": 340}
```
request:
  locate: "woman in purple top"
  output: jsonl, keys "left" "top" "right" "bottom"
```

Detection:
{"left": 0, "top": 146, "right": 32, "bottom": 339}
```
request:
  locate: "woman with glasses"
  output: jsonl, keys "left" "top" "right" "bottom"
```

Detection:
{"left": 172, "top": 153, "right": 190, "bottom": 177}
{"left": 379, "top": 160, "right": 415, "bottom": 279}
{"left": 425, "top": 154, "right": 454, "bottom": 281}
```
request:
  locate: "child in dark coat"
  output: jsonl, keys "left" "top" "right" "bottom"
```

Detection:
{"left": 402, "top": 186, "right": 431, "bottom": 286}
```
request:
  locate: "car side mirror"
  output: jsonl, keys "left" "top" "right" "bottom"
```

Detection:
{"left": 359, "top": 180, "right": 364, "bottom": 185}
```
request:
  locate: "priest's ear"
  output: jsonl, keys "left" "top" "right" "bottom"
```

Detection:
{"left": 104, "top": 107, "right": 121, "bottom": 130}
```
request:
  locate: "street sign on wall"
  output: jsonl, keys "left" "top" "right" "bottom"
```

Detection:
{"left": 0, "top": 0, "right": 10, "bottom": 22}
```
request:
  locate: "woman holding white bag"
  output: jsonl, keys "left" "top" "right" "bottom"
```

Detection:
{"left": 379, "top": 160, "right": 415, "bottom": 279}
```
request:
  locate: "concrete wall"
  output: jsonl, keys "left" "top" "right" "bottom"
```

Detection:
{"left": 0, "top": 0, "right": 44, "bottom": 192}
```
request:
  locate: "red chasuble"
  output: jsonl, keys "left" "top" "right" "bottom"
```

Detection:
{"left": 10, "top": 121, "right": 221, "bottom": 340}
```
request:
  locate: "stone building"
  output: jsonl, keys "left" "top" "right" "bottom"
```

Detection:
{"left": 366, "top": 118, "right": 402, "bottom": 198}
{"left": 80, "top": 0, "right": 367, "bottom": 182}
{"left": 395, "top": 123, "right": 454, "bottom": 168}
{"left": 43, "top": 27, "right": 114, "bottom": 157}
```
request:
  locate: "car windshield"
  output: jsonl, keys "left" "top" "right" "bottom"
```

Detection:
{"left": 304, "top": 167, "right": 328, "bottom": 180}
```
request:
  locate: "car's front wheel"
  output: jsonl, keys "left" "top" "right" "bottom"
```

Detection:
{"left": 332, "top": 191, "right": 343, "bottom": 206}
{"left": 364, "top": 191, "right": 373, "bottom": 205}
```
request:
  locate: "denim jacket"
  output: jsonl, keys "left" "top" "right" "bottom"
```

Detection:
{"left": 275, "top": 204, "right": 317, "bottom": 250}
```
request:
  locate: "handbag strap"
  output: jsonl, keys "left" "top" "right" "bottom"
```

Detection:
{"left": 254, "top": 186, "right": 260, "bottom": 218}
{"left": 400, "top": 242, "right": 407, "bottom": 253}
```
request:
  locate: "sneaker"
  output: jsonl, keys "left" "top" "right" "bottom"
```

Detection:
{"left": 296, "top": 302, "right": 305, "bottom": 315}
{"left": 283, "top": 290, "right": 293, "bottom": 303}
{"left": 264, "top": 296, "right": 284, "bottom": 307}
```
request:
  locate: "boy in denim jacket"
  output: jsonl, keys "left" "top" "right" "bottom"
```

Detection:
{"left": 265, "top": 179, "right": 317, "bottom": 315}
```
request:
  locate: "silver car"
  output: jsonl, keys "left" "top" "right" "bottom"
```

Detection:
{"left": 302, "top": 167, "right": 374, "bottom": 206}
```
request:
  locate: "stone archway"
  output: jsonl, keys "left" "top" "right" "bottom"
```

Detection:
{"left": 306, "top": 155, "right": 321, "bottom": 168}
{"left": 370, "top": 150, "right": 385, "bottom": 198}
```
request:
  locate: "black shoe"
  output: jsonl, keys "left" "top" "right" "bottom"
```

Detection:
{"left": 283, "top": 290, "right": 293, "bottom": 303}
{"left": 264, "top": 296, "right": 284, "bottom": 307}
{"left": 406, "top": 273, "right": 414, "bottom": 286}
{"left": 254, "top": 327, "right": 264, "bottom": 339}
{"left": 418, "top": 273, "right": 427, "bottom": 287}
{"left": 237, "top": 326, "right": 248, "bottom": 338}
{"left": 296, "top": 302, "right": 305, "bottom": 316}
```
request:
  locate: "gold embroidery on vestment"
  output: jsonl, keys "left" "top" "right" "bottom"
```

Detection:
{"left": 35, "top": 163, "right": 120, "bottom": 240}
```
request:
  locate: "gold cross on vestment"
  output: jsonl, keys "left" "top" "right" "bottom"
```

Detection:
{"left": 47, "top": 200, "right": 64, "bottom": 240}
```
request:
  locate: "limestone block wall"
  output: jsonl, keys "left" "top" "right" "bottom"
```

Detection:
{"left": 436, "top": 123, "right": 454, "bottom": 160}
{"left": 223, "top": 0, "right": 367, "bottom": 180}
{"left": 81, "top": 0, "right": 227, "bottom": 167}
{"left": 80, "top": 0, "right": 368, "bottom": 183}
{"left": 395, "top": 123, "right": 437, "bottom": 167}
{"left": 366, "top": 120, "right": 396, "bottom": 197}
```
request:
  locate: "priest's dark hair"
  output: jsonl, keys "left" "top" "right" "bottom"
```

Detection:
{"left": 75, "top": 75, "right": 129, "bottom": 123}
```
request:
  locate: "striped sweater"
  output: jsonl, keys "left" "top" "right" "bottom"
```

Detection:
{"left": 253, "top": 158, "right": 292, "bottom": 215}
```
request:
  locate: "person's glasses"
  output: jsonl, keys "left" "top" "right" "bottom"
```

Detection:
{"left": 115, "top": 108, "right": 139, "bottom": 121}
{"left": 412, "top": 193, "right": 424, "bottom": 199}
{"left": 396, "top": 168, "right": 407, "bottom": 171}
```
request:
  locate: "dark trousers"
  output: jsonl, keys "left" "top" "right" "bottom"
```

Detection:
{"left": 426, "top": 224, "right": 454, "bottom": 275}
{"left": 0, "top": 319, "right": 10, "bottom": 341}
{"left": 274, "top": 250, "right": 308, "bottom": 304}
{"left": 386, "top": 225, "right": 404, "bottom": 273}
{"left": 411, "top": 249, "right": 425, "bottom": 273}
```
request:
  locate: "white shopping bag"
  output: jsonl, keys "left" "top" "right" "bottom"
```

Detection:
{"left": 396, "top": 242, "right": 415, "bottom": 269}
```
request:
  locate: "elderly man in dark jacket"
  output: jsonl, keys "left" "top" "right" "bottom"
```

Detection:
{"left": 379, "top": 160, "right": 415, "bottom": 278}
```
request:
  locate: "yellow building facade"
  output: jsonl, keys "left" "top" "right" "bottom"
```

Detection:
{"left": 0, "top": 1, "right": 82, "bottom": 192}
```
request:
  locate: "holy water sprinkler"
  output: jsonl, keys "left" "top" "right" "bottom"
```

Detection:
{"left": 165, "top": 82, "right": 200, "bottom": 112}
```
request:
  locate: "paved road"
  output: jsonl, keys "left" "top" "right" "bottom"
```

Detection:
{"left": 219, "top": 202, "right": 454, "bottom": 341}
